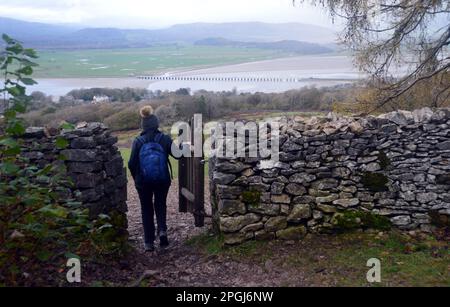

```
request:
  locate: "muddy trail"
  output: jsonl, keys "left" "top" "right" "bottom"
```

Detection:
{"left": 123, "top": 180, "right": 312, "bottom": 287}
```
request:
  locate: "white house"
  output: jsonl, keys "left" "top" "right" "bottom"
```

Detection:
{"left": 92, "top": 95, "right": 111, "bottom": 104}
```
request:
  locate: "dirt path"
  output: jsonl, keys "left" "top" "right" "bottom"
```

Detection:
{"left": 128, "top": 183, "right": 286, "bottom": 286}
{"left": 123, "top": 180, "right": 313, "bottom": 287}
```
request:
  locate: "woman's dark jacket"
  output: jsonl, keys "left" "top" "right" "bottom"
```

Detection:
{"left": 128, "top": 115, "right": 173, "bottom": 188}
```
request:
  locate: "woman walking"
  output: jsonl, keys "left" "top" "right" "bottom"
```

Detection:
{"left": 128, "top": 106, "right": 173, "bottom": 252}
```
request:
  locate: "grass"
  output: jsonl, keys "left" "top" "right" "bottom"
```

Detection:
{"left": 119, "top": 148, "right": 131, "bottom": 176}
{"left": 186, "top": 233, "right": 224, "bottom": 255}
{"left": 33, "top": 45, "right": 290, "bottom": 78}
{"left": 186, "top": 232, "right": 272, "bottom": 260}
{"left": 327, "top": 232, "right": 450, "bottom": 286}
{"left": 186, "top": 230, "right": 450, "bottom": 287}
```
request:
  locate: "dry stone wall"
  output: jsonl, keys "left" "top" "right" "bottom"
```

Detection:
{"left": 209, "top": 108, "right": 450, "bottom": 245}
{"left": 22, "top": 122, "right": 128, "bottom": 232}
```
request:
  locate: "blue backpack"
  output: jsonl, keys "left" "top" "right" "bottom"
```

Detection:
{"left": 139, "top": 133, "right": 170, "bottom": 184}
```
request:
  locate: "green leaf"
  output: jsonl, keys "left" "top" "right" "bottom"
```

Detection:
{"left": 55, "top": 137, "right": 69, "bottom": 149}
{"left": 18, "top": 58, "right": 38, "bottom": 67}
{"left": 0, "top": 161, "right": 20, "bottom": 175}
{"left": 6, "top": 86, "right": 21, "bottom": 96}
{"left": 64, "top": 252, "right": 80, "bottom": 260}
{"left": 3, "top": 146, "right": 21, "bottom": 156}
{"left": 38, "top": 205, "right": 69, "bottom": 218}
{"left": 23, "top": 48, "right": 38, "bottom": 59}
{"left": 2, "top": 34, "right": 14, "bottom": 44}
{"left": 3, "top": 109, "right": 16, "bottom": 119}
{"left": 6, "top": 44, "right": 23, "bottom": 55}
{"left": 6, "top": 120, "right": 25, "bottom": 135}
{"left": 36, "top": 164, "right": 52, "bottom": 176}
{"left": 19, "top": 77, "right": 37, "bottom": 86}
{"left": 7, "top": 85, "right": 26, "bottom": 96}
{"left": 11, "top": 100, "right": 27, "bottom": 113}
{"left": 36, "top": 250, "right": 52, "bottom": 262}
{"left": 0, "top": 137, "right": 19, "bottom": 148}
{"left": 22, "top": 195, "right": 43, "bottom": 206}
{"left": 17, "top": 66, "right": 33, "bottom": 75}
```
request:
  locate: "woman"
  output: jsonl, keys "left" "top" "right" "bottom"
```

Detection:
{"left": 128, "top": 106, "right": 173, "bottom": 252}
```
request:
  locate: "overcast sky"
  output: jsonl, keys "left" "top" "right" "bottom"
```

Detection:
{"left": 0, "top": 0, "right": 334, "bottom": 28}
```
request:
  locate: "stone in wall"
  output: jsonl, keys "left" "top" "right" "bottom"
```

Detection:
{"left": 22, "top": 122, "right": 128, "bottom": 235}
{"left": 210, "top": 108, "right": 450, "bottom": 244}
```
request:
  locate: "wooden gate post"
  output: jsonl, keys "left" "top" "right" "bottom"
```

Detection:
{"left": 178, "top": 116, "right": 205, "bottom": 227}
{"left": 178, "top": 156, "right": 188, "bottom": 213}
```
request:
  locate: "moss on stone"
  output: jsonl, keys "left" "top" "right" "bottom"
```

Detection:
{"left": 241, "top": 190, "right": 261, "bottom": 207}
{"left": 276, "top": 226, "right": 307, "bottom": 240}
{"left": 361, "top": 172, "right": 389, "bottom": 192}
{"left": 378, "top": 151, "right": 391, "bottom": 170}
{"left": 333, "top": 210, "right": 391, "bottom": 231}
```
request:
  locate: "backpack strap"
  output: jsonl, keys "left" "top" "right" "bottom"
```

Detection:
{"left": 154, "top": 132, "right": 163, "bottom": 144}
{"left": 156, "top": 133, "right": 174, "bottom": 180}
{"left": 137, "top": 132, "right": 160, "bottom": 146}
{"left": 136, "top": 135, "right": 146, "bottom": 147}
{"left": 168, "top": 158, "right": 174, "bottom": 180}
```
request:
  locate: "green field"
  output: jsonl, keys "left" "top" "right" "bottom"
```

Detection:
{"left": 33, "top": 46, "right": 289, "bottom": 78}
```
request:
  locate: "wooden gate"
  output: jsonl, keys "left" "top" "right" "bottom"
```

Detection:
{"left": 178, "top": 116, "right": 205, "bottom": 227}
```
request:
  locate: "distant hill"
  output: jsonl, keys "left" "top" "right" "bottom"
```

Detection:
{"left": 0, "top": 17, "right": 337, "bottom": 49}
{"left": 0, "top": 17, "right": 78, "bottom": 43}
{"left": 195, "top": 37, "right": 333, "bottom": 54}
{"left": 151, "top": 22, "right": 337, "bottom": 44}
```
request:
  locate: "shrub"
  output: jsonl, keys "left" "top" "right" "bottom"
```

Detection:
{"left": 104, "top": 106, "right": 141, "bottom": 131}
{"left": 155, "top": 104, "right": 174, "bottom": 126}
{"left": 0, "top": 35, "right": 127, "bottom": 286}
{"left": 0, "top": 34, "right": 91, "bottom": 285}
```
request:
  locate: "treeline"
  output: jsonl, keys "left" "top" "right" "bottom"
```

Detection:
{"left": 164, "top": 86, "right": 352, "bottom": 121}
{"left": 24, "top": 81, "right": 449, "bottom": 132}
{"left": 24, "top": 85, "right": 360, "bottom": 131}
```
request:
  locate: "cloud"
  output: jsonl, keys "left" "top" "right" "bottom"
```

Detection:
{"left": 0, "top": 0, "right": 333, "bottom": 28}
{"left": 0, "top": 0, "right": 88, "bottom": 23}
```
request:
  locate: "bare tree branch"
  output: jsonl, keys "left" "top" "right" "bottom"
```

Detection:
{"left": 296, "top": 0, "right": 450, "bottom": 112}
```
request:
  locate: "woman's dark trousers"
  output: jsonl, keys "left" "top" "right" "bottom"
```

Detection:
{"left": 137, "top": 183, "right": 171, "bottom": 244}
